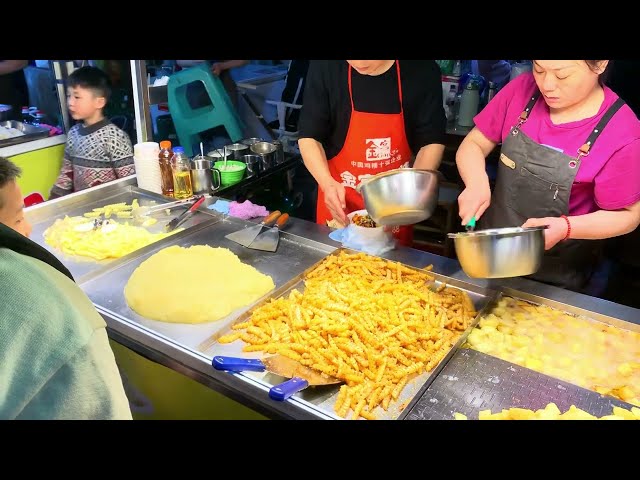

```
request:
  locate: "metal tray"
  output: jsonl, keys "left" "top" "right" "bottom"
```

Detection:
{"left": 0, "top": 120, "right": 50, "bottom": 147}
{"left": 200, "top": 247, "right": 499, "bottom": 420}
{"left": 460, "top": 288, "right": 640, "bottom": 403}
{"left": 26, "top": 182, "right": 218, "bottom": 282}
{"left": 498, "top": 287, "right": 640, "bottom": 333}
{"left": 78, "top": 216, "right": 336, "bottom": 355}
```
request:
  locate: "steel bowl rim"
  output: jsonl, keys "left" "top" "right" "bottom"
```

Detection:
{"left": 356, "top": 168, "right": 440, "bottom": 193}
{"left": 447, "top": 225, "right": 549, "bottom": 239}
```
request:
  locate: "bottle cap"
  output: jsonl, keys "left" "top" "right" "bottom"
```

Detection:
{"left": 173, "top": 146, "right": 184, "bottom": 153}
{"left": 160, "top": 140, "right": 172, "bottom": 149}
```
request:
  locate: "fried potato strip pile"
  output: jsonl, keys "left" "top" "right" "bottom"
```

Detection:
{"left": 218, "top": 251, "right": 476, "bottom": 419}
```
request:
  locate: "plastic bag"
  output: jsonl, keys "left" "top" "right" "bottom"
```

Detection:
{"left": 329, "top": 223, "right": 396, "bottom": 256}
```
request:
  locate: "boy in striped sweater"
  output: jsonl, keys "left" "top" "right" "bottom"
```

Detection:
{"left": 50, "top": 66, "right": 135, "bottom": 199}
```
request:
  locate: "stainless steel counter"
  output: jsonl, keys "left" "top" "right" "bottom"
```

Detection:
{"left": 26, "top": 177, "right": 218, "bottom": 282}
{"left": 24, "top": 180, "right": 640, "bottom": 420}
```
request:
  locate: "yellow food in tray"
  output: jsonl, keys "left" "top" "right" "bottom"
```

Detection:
{"left": 125, "top": 245, "right": 275, "bottom": 324}
{"left": 43, "top": 200, "right": 176, "bottom": 261}
{"left": 218, "top": 250, "right": 477, "bottom": 420}
{"left": 44, "top": 216, "right": 176, "bottom": 260}
{"left": 454, "top": 403, "right": 640, "bottom": 420}
{"left": 465, "top": 296, "right": 640, "bottom": 406}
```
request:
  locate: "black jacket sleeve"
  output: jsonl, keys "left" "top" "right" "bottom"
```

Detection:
{"left": 297, "top": 60, "right": 332, "bottom": 144}
{"left": 404, "top": 60, "right": 447, "bottom": 153}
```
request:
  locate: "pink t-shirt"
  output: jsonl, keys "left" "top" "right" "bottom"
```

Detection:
{"left": 474, "top": 73, "right": 640, "bottom": 215}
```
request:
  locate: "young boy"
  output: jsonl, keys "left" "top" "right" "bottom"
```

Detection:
{"left": 0, "top": 156, "right": 132, "bottom": 419}
{"left": 50, "top": 66, "right": 135, "bottom": 199}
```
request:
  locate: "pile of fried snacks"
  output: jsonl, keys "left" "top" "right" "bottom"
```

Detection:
{"left": 454, "top": 403, "right": 640, "bottom": 420}
{"left": 218, "top": 251, "right": 476, "bottom": 419}
{"left": 466, "top": 296, "right": 640, "bottom": 406}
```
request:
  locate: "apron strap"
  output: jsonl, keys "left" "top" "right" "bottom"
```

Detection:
{"left": 577, "top": 97, "right": 626, "bottom": 157}
{"left": 395, "top": 60, "right": 403, "bottom": 112}
{"left": 519, "top": 91, "right": 541, "bottom": 122}
{"left": 512, "top": 91, "right": 541, "bottom": 133}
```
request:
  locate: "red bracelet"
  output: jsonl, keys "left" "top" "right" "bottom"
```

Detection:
{"left": 560, "top": 215, "right": 571, "bottom": 241}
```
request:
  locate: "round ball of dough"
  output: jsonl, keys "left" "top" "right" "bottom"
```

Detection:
{"left": 124, "top": 245, "right": 275, "bottom": 323}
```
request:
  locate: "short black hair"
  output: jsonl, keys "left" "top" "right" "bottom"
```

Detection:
{"left": 0, "top": 156, "right": 21, "bottom": 209}
{"left": 67, "top": 66, "right": 112, "bottom": 102}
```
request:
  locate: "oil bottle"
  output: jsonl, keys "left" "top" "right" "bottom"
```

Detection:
{"left": 170, "top": 146, "right": 193, "bottom": 199}
{"left": 158, "top": 140, "right": 174, "bottom": 197}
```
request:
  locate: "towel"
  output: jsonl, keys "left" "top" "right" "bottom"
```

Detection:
{"left": 208, "top": 199, "right": 231, "bottom": 215}
{"left": 207, "top": 199, "right": 269, "bottom": 220}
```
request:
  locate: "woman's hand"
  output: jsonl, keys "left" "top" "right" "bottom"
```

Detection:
{"left": 321, "top": 178, "right": 348, "bottom": 226}
{"left": 458, "top": 182, "right": 491, "bottom": 225}
{"left": 211, "top": 62, "right": 223, "bottom": 76}
{"left": 522, "top": 216, "right": 568, "bottom": 250}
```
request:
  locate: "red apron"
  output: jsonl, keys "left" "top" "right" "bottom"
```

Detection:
{"left": 316, "top": 61, "right": 414, "bottom": 246}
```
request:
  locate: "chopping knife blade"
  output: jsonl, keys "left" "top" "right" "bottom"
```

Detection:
{"left": 164, "top": 196, "right": 205, "bottom": 232}
{"left": 212, "top": 355, "right": 341, "bottom": 401}
{"left": 224, "top": 210, "right": 281, "bottom": 248}
{"left": 247, "top": 213, "right": 289, "bottom": 252}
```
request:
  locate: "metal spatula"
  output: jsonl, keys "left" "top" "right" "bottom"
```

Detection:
{"left": 224, "top": 210, "right": 281, "bottom": 248}
{"left": 212, "top": 355, "right": 341, "bottom": 401}
{"left": 247, "top": 213, "right": 289, "bottom": 252}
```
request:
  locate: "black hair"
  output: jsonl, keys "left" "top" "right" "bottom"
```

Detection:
{"left": 0, "top": 156, "right": 21, "bottom": 209}
{"left": 67, "top": 66, "right": 112, "bottom": 102}
{"left": 585, "top": 60, "right": 611, "bottom": 85}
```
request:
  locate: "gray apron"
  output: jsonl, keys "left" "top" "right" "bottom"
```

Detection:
{"left": 481, "top": 91, "right": 626, "bottom": 292}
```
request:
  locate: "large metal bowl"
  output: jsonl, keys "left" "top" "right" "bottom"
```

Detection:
{"left": 356, "top": 169, "right": 439, "bottom": 226}
{"left": 448, "top": 226, "right": 547, "bottom": 278}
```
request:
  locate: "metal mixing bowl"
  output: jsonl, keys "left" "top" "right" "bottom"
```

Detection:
{"left": 448, "top": 226, "right": 547, "bottom": 278}
{"left": 356, "top": 169, "right": 440, "bottom": 226}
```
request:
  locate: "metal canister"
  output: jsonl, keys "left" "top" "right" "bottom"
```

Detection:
{"left": 224, "top": 143, "right": 249, "bottom": 160}
{"left": 271, "top": 139, "right": 285, "bottom": 164}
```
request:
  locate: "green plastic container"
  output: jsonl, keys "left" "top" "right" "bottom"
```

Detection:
{"left": 213, "top": 160, "right": 246, "bottom": 186}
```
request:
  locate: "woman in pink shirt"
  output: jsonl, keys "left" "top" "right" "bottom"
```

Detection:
{"left": 456, "top": 60, "right": 640, "bottom": 292}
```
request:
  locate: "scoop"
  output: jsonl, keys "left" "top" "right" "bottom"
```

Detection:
{"left": 212, "top": 355, "right": 341, "bottom": 401}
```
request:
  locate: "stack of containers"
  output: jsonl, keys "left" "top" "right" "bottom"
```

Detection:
{"left": 133, "top": 141, "right": 162, "bottom": 194}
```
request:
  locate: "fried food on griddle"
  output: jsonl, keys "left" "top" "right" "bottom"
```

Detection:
{"left": 219, "top": 250, "right": 476, "bottom": 419}
{"left": 466, "top": 296, "right": 640, "bottom": 406}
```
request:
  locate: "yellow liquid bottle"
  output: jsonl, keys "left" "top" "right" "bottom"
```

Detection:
{"left": 173, "top": 171, "right": 193, "bottom": 199}
{"left": 170, "top": 146, "right": 193, "bottom": 199}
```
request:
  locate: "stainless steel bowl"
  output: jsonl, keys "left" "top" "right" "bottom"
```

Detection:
{"left": 356, "top": 169, "right": 440, "bottom": 226}
{"left": 448, "top": 226, "right": 547, "bottom": 278}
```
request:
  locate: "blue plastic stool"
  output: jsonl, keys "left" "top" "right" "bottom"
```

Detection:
{"left": 167, "top": 62, "right": 244, "bottom": 157}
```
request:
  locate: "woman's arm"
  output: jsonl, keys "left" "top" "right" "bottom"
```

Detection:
{"left": 455, "top": 127, "right": 499, "bottom": 223}
{"left": 299, "top": 137, "right": 348, "bottom": 225}
{"left": 413, "top": 144, "right": 445, "bottom": 170}
{"left": 523, "top": 201, "right": 640, "bottom": 250}
{"left": 0, "top": 60, "right": 28, "bottom": 75}
{"left": 409, "top": 61, "right": 446, "bottom": 170}
{"left": 211, "top": 60, "right": 249, "bottom": 76}
{"left": 298, "top": 137, "right": 332, "bottom": 189}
